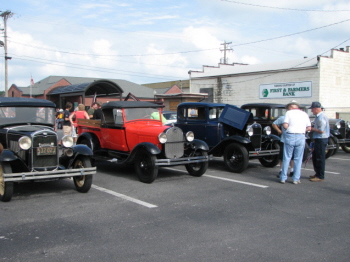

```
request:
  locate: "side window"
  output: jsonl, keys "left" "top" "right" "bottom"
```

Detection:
{"left": 113, "top": 109, "right": 123, "bottom": 124}
{"left": 188, "top": 107, "right": 205, "bottom": 120}
{"left": 209, "top": 107, "right": 223, "bottom": 119}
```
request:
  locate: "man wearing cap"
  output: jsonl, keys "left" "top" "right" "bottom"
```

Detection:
{"left": 281, "top": 101, "right": 311, "bottom": 184}
{"left": 309, "top": 102, "right": 330, "bottom": 182}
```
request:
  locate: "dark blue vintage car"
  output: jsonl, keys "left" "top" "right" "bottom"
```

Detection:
{"left": 0, "top": 97, "right": 96, "bottom": 202}
{"left": 175, "top": 102, "right": 280, "bottom": 173}
{"left": 241, "top": 102, "right": 347, "bottom": 158}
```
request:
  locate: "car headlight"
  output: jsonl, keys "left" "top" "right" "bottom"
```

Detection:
{"left": 62, "top": 135, "right": 74, "bottom": 148}
{"left": 264, "top": 126, "right": 271, "bottom": 135}
{"left": 336, "top": 121, "right": 341, "bottom": 129}
{"left": 347, "top": 121, "right": 350, "bottom": 128}
{"left": 186, "top": 131, "right": 194, "bottom": 142}
{"left": 158, "top": 132, "right": 167, "bottom": 144}
{"left": 246, "top": 125, "right": 254, "bottom": 136}
{"left": 18, "top": 136, "right": 32, "bottom": 150}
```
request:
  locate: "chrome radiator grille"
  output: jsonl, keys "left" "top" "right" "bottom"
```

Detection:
{"left": 250, "top": 124, "right": 262, "bottom": 149}
{"left": 32, "top": 132, "right": 58, "bottom": 168}
{"left": 164, "top": 127, "right": 184, "bottom": 159}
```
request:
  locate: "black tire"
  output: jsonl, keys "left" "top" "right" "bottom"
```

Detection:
{"left": 79, "top": 138, "right": 92, "bottom": 149}
{"left": 258, "top": 142, "right": 280, "bottom": 167}
{"left": 135, "top": 149, "right": 158, "bottom": 183}
{"left": 341, "top": 144, "right": 350, "bottom": 153}
{"left": 72, "top": 156, "right": 93, "bottom": 193}
{"left": 0, "top": 163, "right": 14, "bottom": 202}
{"left": 185, "top": 150, "right": 208, "bottom": 177}
{"left": 325, "top": 137, "right": 334, "bottom": 159}
{"left": 330, "top": 137, "right": 338, "bottom": 156}
{"left": 223, "top": 143, "right": 249, "bottom": 173}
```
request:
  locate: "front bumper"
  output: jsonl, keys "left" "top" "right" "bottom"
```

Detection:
{"left": 3, "top": 167, "right": 96, "bottom": 182}
{"left": 249, "top": 149, "right": 280, "bottom": 157}
{"left": 155, "top": 155, "right": 208, "bottom": 166}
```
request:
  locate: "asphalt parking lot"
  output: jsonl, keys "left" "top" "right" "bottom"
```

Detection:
{"left": 1, "top": 149, "right": 349, "bottom": 262}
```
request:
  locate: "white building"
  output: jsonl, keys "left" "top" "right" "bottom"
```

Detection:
{"left": 189, "top": 47, "right": 350, "bottom": 119}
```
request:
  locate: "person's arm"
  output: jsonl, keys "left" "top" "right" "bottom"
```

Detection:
{"left": 272, "top": 123, "right": 282, "bottom": 135}
{"left": 69, "top": 112, "right": 75, "bottom": 125}
{"left": 84, "top": 111, "right": 90, "bottom": 119}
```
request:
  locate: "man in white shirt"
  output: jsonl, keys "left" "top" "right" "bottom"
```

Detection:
{"left": 281, "top": 101, "right": 311, "bottom": 184}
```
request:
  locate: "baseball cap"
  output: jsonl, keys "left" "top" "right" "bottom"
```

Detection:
{"left": 309, "top": 101, "right": 322, "bottom": 109}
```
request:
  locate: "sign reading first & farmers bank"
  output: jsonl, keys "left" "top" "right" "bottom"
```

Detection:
{"left": 259, "top": 81, "right": 312, "bottom": 99}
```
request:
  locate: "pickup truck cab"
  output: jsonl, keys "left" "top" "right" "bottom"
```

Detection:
{"left": 76, "top": 101, "right": 209, "bottom": 183}
{"left": 175, "top": 102, "right": 280, "bottom": 173}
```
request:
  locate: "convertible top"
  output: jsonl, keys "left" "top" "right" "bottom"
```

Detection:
{"left": 0, "top": 97, "right": 56, "bottom": 107}
{"left": 102, "top": 101, "right": 164, "bottom": 110}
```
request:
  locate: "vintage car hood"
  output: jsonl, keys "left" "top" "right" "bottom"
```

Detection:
{"left": 4, "top": 125, "right": 54, "bottom": 135}
{"left": 125, "top": 121, "right": 168, "bottom": 135}
{"left": 219, "top": 104, "right": 253, "bottom": 130}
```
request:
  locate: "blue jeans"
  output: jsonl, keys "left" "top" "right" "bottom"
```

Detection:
{"left": 281, "top": 133, "right": 306, "bottom": 182}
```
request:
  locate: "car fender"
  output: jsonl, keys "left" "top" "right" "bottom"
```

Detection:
{"left": 263, "top": 134, "right": 280, "bottom": 142}
{"left": 330, "top": 129, "right": 342, "bottom": 139}
{"left": 72, "top": 144, "right": 94, "bottom": 156}
{"left": 209, "top": 136, "right": 250, "bottom": 156}
{"left": 125, "top": 142, "right": 161, "bottom": 164}
{"left": 0, "top": 149, "right": 18, "bottom": 162}
{"left": 77, "top": 132, "right": 100, "bottom": 152}
{"left": 188, "top": 139, "right": 209, "bottom": 151}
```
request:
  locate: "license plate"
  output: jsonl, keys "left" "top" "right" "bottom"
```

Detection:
{"left": 37, "top": 147, "right": 57, "bottom": 156}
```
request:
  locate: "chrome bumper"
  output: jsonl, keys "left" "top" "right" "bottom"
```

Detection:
{"left": 3, "top": 167, "right": 96, "bottom": 182}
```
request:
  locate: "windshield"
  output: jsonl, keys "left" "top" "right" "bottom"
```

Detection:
{"left": 0, "top": 106, "right": 55, "bottom": 126}
{"left": 124, "top": 108, "right": 163, "bottom": 121}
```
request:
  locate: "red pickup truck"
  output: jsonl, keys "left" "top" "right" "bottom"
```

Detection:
{"left": 76, "top": 101, "right": 209, "bottom": 183}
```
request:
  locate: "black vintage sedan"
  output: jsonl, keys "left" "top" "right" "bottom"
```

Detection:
{"left": 0, "top": 97, "right": 96, "bottom": 202}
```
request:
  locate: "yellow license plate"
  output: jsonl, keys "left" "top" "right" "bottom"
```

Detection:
{"left": 36, "top": 147, "right": 57, "bottom": 156}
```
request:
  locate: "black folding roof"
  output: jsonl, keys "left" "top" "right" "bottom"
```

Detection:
{"left": 102, "top": 101, "right": 164, "bottom": 110}
{"left": 0, "top": 97, "right": 56, "bottom": 107}
{"left": 48, "top": 79, "right": 124, "bottom": 97}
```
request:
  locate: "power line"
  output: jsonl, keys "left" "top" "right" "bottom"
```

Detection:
{"left": 220, "top": 0, "right": 350, "bottom": 12}
{"left": 8, "top": 17, "right": 350, "bottom": 59}
{"left": 191, "top": 37, "right": 350, "bottom": 87}
{"left": 9, "top": 54, "right": 183, "bottom": 81}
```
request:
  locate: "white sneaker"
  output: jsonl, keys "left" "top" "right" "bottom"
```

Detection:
{"left": 292, "top": 180, "right": 301, "bottom": 184}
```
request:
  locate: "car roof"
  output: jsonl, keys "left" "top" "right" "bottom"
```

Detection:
{"left": 102, "top": 101, "right": 164, "bottom": 109}
{"left": 241, "top": 103, "right": 286, "bottom": 108}
{"left": 0, "top": 97, "right": 56, "bottom": 107}
{"left": 178, "top": 102, "right": 230, "bottom": 108}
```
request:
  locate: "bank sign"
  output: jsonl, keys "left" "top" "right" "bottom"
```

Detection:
{"left": 259, "top": 81, "right": 312, "bottom": 99}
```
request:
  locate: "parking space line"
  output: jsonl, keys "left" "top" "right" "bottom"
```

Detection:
{"left": 163, "top": 168, "right": 268, "bottom": 188}
{"left": 203, "top": 174, "right": 269, "bottom": 188}
{"left": 92, "top": 185, "right": 158, "bottom": 208}
{"left": 302, "top": 168, "right": 340, "bottom": 175}
{"left": 328, "top": 157, "right": 348, "bottom": 161}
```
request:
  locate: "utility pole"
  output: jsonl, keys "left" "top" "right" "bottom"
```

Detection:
{"left": 1, "top": 10, "right": 13, "bottom": 97}
{"left": 220, "top": 41, "right": 232, "bottom": 64}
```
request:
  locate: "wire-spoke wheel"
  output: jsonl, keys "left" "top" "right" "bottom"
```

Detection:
{"left": 72, "top": 156, "right": 93, "bottom": 193}
{"left": 0, "top": 163, "right": 14, "bottom": 202}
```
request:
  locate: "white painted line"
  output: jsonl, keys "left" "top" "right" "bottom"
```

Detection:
{"left": 329, "top": 157, "right": 348, "bottom": 161}
{"left": 163, "top": 167, "right": 268, "bottom": 188}
{"left": 92, "top": 184, "right": 158, "bottom": 208}
{"left": 203, "top": 174, "right": 269, "bottom": 188}
{"left": 302, "top": 168, "right": 340, "bottom": 175}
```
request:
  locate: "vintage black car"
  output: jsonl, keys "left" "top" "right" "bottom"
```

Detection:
{"left": 175, "top": 102, "right": 280, "bottom": 173}
{"left": 0, "top": 97, "right": 96, "bottom": 202}
{"left": 241, "top": 103, "right": 339, "bottom": 158}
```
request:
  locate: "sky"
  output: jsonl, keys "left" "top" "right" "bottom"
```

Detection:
{"left": 1, "top": 0, "right": 350, "bottom": 90}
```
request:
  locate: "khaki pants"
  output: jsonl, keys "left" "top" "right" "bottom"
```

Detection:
{"left": 63, "top": 125, "right": 72, "bottom": 136}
